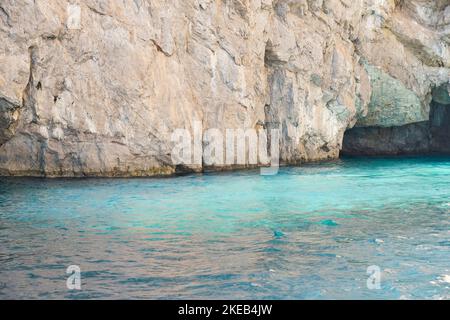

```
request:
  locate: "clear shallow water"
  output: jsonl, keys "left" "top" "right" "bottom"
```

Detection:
{"left": 0, "top": 156, "right": 449, "bottom": 300}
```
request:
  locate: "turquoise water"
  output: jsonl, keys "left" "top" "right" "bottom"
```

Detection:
{"left": 0, "top": 156, "right": 449, "bottom": 300}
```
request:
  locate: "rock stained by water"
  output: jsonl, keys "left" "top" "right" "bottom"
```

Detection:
{"left": 0, "top": 0, "right": 449, "bottom": 176}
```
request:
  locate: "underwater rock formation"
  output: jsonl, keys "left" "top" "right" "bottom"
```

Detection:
{"left": 0, "top": 0, "right": 449, "bottom": 176}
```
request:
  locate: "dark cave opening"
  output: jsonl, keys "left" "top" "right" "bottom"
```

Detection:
{"left": 429, "top": 100, "right": 450, "bottom": 153}
{"left": 341, "top": 87, "right": 450, "bottom": 156}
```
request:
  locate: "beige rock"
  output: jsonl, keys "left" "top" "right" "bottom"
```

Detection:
{"left": 0, "top": 0, "right": 448, "bottom": 176}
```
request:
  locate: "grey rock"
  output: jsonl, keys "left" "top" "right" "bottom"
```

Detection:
{"left": 355, "top": 64, "right": 429, "bottom": 128}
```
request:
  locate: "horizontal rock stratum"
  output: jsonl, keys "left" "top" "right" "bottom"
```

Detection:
{"left": 0, "top": 0, "right": 449, "bottom": 177}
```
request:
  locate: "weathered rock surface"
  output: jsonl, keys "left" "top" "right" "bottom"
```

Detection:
{"left": 355, "top": 64, "right": 428, "bottom": 128}
{"left": 0, "top": 0, "right": 449, "bottom": 176}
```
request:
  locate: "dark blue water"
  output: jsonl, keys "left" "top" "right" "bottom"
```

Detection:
{"left": 0, "top": 157, "right": 449, "bottom": 299}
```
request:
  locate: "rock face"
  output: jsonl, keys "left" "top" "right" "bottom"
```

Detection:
{"left": 343, "top": 100, "right": 450, "bottom": 156}
{"left": 342, "top": 122, "right": 432, "bottom": 156}
{"left": 356, "top": 64, "right": 428, "bottom": 128}
{"left": 0, "top": 0, "right": 449, "bottom": 176}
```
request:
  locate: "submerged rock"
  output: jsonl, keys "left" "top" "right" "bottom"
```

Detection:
{"left": 320, "top": 219, "right": 339, "bottom": 227}
{"left": 273, "top": 230, "right": 285, "bottom": 239}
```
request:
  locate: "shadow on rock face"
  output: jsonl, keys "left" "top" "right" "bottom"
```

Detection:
{"left": 341, "top": 85, "right": 450, "bottom": 156}
{"left": 429, "top": 101, "right": 450, "bottom": 153}
{"left": 0, "top": 97, "right": 21, "bottom": 147}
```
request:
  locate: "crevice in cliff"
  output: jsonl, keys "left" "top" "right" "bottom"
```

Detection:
{"left": 0, "top": 5, "right": 12, "bottom": 27}
{"left": 24, "top": 46, "right": 39, "bottom": 124}
{"left": 0, "top": 47, "right": 38, "bottom": 148}
{"left": 341, "top": 86, "right": 450, "bottom": 156}
{"left": 263, "top": 40, "right": 284, "bottom": 162}
{"left": 264, "top": 40, "right": 288, "bottom": 68}
{"left": 150, "top": 39, "right": 172, "bottom": 57}
{"left": 0, "top": 97, "right": 20, "bottom": 147}
{"left": 429, "top": 100, "right": 450, "bottom": 153}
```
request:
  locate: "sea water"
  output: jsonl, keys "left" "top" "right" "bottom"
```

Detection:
{"left": 0, "top": 156, "right": 449, "bottom": 299}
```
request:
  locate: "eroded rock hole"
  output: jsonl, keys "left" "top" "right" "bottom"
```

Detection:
{"left": 342, "top": 86, "right": 450, "bottom": 156}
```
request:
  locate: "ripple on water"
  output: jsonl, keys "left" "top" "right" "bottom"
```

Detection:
{"left": 0, "top": 156, "right": 449, "bottom": 299}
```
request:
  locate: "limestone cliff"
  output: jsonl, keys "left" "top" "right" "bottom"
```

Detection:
{"left": 0, "top": 0, "right": 449, "bottom": 176}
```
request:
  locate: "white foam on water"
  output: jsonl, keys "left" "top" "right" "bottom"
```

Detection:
{"left": 440, "top": 275, "right": 450, "bottom": 284}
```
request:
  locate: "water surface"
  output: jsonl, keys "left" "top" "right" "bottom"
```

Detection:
{"left": 0, "top": 157, "right": 449, "bottom": 299}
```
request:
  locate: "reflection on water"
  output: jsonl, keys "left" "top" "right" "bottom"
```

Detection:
{"left": 0, "top": 156, "right": 449, "bottom": 299}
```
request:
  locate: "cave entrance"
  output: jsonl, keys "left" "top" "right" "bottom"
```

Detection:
{"left": 429, "top": 100, "right": 450, "bottom": 153}
{"left": 341, "top": 86, "right": 450, "bottom": 156}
